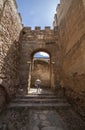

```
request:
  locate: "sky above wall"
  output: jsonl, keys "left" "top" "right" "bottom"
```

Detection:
{"left": 16, "top": 0, "right": 60, "bottom": 57}
{"left": 34, "top": 52, "right": 49, "bottom": 58}
{"left": 16, "top": 0, "right": 60, "bottom": 29}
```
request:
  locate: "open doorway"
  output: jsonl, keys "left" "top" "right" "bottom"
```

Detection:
{"left": 31, "top": 51, "right": 51, "bottom": 88}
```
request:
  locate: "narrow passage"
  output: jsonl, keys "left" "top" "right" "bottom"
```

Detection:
{"left": 0, "top": 89, "right": 85, "bottom": 130}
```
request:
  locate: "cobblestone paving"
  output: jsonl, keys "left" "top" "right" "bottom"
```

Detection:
{"left": 56, "top": 109, "right": 85, "bottom": 130}
{"left": 0, "top": 108, "right": 30, "bottom": 130}
{"left": 0, "top": 107, "right": 85, "bottom": 130}
{"left": 29, "top": 110, "right": 67, "bottom": 130}
{"left": 28, "top": 109, "right": 85, "bottom": 130}
{"left": 0, "top": 89, "right": 85, "bottom": 130}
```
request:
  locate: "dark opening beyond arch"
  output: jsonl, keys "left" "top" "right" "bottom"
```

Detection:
{"left": 0, "top": 85, "right": 9, "bottom": 102}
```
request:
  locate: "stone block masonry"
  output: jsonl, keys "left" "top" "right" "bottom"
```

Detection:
{"left": 19, "top": 26, "right": 61, "bottom": 90}
{"left": 0, "top": 0, "right": 22, "bottom": 109}
{"left": 54, "top": 0, "right": 85, "bottom": 119}
{"left": 0, "top": 0, "right": 85, "bottom": 121}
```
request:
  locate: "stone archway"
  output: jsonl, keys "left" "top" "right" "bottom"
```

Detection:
{"left": 19, "top": 27, "right": 61, "bottom": 92}
{"left": 31, "top": 49, "right": 52, "bottom": 88}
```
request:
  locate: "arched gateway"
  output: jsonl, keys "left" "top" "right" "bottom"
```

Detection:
{"left": 31, "top": 50, "right": 51, "bottom": 88}
{"left": 19, "top": 26, "right": 61, "bottom": 91}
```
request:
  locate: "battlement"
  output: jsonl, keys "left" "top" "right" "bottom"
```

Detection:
{"left": 56, "top": 0, "right": 72, "bottom": 18}
{"left": 45, "top": 26, "right": 51, "bottom": 31}
{"left": 56, "top": 4, "right": 60, "bottom": 13}
{"left": 35, "top": 26, "right": 41, "bottom": 31}
{"left": 23, "top": 26, "right": 53, "bottom": 32}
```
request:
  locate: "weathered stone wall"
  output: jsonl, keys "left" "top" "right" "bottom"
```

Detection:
{"left": 0, "top": 0, "right": 22, "bottom": 107}
{"left": 56, "top": 0, "right": 85, "bottom": 119}
{"left": 31, "top": 59, "right": 51, "bottom": 88}
{"left": 19, "top": 27, "right": 61, "bottom": 90}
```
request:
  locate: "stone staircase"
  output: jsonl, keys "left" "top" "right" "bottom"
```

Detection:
{"left": 1, "top": 89, "right": 85, "bottom": 130}
{"left": 8, "top": 89, "right": 71, "bottom": 109}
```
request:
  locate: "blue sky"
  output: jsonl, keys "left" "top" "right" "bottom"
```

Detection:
{"left": 34, "top": 52, "right": 49, "bottom": 58}
{"left": 16, "top": 0, "right": 60, "bottom": 29}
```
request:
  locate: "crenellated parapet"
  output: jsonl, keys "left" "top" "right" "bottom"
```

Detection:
{"left": 56, "top": 0, "right": 73, "bottom": 24}
{"left": 22, "top": 26, "right": 59, "bottom": 34}
{"left": 21, "top": 26, "right": 58, "bottom": 42}
{"left": 53, "top": 1, "right": 60, "bottom": 28}
{"left": 53, "top": 14, "right": 58, "bottom": 27}
{"left": 22, "top": 26, "right": 52, "bottom": 32}
{"left": 12, "top": 0, "right": 22, "bottom": 25}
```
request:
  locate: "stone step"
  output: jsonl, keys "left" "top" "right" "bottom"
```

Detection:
{"left": 10, "top": 89, "right": 71, "bottom": 110}
{"left": 16, "top": 93, "right": 56, "bottom": 96}
{"left": 12, "top": 98, "right": 67, "bottom": 103}
{"left": 8, "top": 102, "right": 71, "bottom": 109}
{"left": 28, "top": 93, "right": 55, "bottom": 95}
{"left": 15, "top": 95, "right": 58, "bottom": 99}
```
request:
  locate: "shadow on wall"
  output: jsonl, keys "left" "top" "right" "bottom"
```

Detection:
{"left": 19, "top": 62, "right": 31, "bottom": 95}
{"left": 64, "top": 73, "right": 85, "bottom": 120}
{"left": 17, "top": 32, "right": 32, "bottom": 95}
{"left": 0, "top": 85, "right": 9, "bottom": 112}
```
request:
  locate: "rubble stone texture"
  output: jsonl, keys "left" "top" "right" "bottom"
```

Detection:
{"left": 0, "top": 0, "right": 85, "bottom": 121}
{"left": 0, "top": 0, "right": 22, "bottom": 109}
{"left": 54, "top": 0, "right": 85, "bottom": 119}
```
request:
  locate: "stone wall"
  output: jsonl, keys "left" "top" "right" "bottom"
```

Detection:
{"left": 1, "top": 0, "right": 85, "bottom": 119}
{"left": 56, "top": 0, "right": 85, "bottom": 119}
{"left": 0, "top": 0, "right": 22, "bottom": 109}
{"left": 19, "top": 27, "right": 61, "bottom": 90}
{"left": 31, "top": 59, "right": 51, "bottom": 88}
